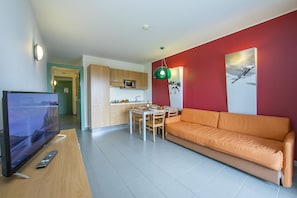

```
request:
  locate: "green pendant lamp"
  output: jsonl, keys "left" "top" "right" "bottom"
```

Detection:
{"left": 153, "top": 47, "right": 171, "bottom": 80}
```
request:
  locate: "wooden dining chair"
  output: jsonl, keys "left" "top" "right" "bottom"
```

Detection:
{"left": 131, "top": 105, "right": 143, "bottom": 133}
{"left": 138, "top": 115, "right": 151, "bottom": 134}
{"left": 167, "top": 107, "right": 179, "bottom": 118}
{"left": 146, "top": 109, "right": 166, "bottom": 142}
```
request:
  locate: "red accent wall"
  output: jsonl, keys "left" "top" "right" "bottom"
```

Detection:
{"left": 152, "top": 11, "right": 297, "bottom": 160}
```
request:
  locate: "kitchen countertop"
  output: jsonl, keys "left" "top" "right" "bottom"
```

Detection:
{"left": 110, "top": 101, "right": 147, "bottom": 105}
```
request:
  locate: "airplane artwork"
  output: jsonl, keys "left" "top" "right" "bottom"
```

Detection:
{"left": 225, "top": 47, "right": 257, "bottom": 114}
{"left": 231, "top": 64, "right": 255, "bottom": 84}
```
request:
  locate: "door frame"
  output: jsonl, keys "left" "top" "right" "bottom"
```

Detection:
{"left": 47, "top": 63, "right": 85, "bottom": 131}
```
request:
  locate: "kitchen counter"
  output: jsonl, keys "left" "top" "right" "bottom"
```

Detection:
{"left": 109, "top": 102, "right": 147, "bottom": 126}
{"left": 110, "top": 101, "right": 147, "bottom": 105}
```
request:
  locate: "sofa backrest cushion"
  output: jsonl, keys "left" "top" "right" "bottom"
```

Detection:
{"left": 181, "top": 108, "right": 219, "bottom": 128}
{"left": 218, "top": 112, "right": 290, "bottom": 141}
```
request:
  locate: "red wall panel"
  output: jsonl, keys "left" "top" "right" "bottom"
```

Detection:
{"left": 152, "top": 10, "right": 297, "bottom": 159}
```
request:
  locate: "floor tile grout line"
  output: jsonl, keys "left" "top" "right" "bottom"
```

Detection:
{"left": 233, "top": 175, "right": 249, "bottom": 198}
{"left": 84, "top": 132, "right": 137, "bottom": 198}
{"left": 125, "top": 133, "right": 209, "bottom": 197}
{"left": 113, "top": 132, "right": 170, "bottom": 198}
{"left": 275, "top": 186, "right": 281, "bottom": 198}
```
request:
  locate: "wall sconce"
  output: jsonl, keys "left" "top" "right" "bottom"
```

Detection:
{"left": 34, "top": 44, "right": 44, "bottom": 61}
{"left": 153, "top": 47, "right": 171, "bottom": 80}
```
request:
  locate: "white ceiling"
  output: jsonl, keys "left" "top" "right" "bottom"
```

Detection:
{"left": 30, "top": 0, "right": 297, "bottom": 65}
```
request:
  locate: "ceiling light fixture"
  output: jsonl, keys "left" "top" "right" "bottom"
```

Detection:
{"left": 142, "top": 24, "right": 150, "bottom": 30}
{"left": 153, "top": 47, "right": 171, "bottom": 80}
{"left": 34, "top": 44, "right": 44, "bottom": 61}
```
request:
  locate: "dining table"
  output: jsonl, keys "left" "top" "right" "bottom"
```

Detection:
{"left": 129, "top": 105, "right": 167, "bottom": 141}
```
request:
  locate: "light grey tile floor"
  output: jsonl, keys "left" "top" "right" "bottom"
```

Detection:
{"left": 61, "top": 115, "right": 297, "bottom": 198}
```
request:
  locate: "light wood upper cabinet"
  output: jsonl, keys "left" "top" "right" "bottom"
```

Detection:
{"left": 88, "top": 64, "right": 110, "bottom": 128}
{"left": 136, "top": 72, "right": 148, "bottom": 89}
{"left": 110, "top": 68, "right": 148, "bottom": 89}
{"left": 110, "top": 68, "right": 125, "bottom": 87}
{"left": 127, "top": 71, "right": 137, "bottom": 81}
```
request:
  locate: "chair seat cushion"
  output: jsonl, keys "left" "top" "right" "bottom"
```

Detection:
{"left": 147, "top": 120, "right": 163, "bottom": 127}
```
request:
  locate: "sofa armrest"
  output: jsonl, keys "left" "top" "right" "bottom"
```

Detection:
{"left": 165, "top": 115, "right": 181, "bottom": 125}
{"left": 282, "top": 130, "right": 295, "bottom": 187}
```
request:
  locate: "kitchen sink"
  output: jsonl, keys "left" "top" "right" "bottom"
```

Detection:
{"left": 129, "top": 100, "right": 145, "bottom": 103}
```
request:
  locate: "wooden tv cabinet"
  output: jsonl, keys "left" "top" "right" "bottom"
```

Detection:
{"left": 0, "top": 129, "right": 92, "bottom": 198}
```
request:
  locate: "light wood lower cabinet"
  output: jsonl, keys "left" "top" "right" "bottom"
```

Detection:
{"left": 110, "top": 103, "right": 145, "bottom": 126}
{"left": 110, "top": 105, "right": 130, "bottom": 125}
{"left": 91, "top": 105, "right": 110, "bottom": 128}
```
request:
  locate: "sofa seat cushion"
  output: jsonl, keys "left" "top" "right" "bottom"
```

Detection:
{"left": 166, "top": 121, "right": 204, "bottom": 139}
{"left": 166, "top": 123, "right": 283, "bottom": 171}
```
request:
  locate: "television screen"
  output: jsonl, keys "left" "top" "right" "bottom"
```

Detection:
{"left": 1, "top": 91, "right": 59, "bottom": 177}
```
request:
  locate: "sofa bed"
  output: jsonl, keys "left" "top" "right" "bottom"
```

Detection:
{"left": 165, "top": 108, "right": 295, "bottom": 187}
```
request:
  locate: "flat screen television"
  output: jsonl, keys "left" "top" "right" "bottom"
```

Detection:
{"left": 0, "top": 91, "right": 59, "bottom": 177}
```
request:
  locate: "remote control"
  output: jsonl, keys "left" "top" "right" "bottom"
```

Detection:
{"left": 36, "top": 150, "right": 58, "bottom": 169}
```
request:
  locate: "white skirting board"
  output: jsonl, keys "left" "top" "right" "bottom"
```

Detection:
{"left": 89, "top": 124, "right": 128, "bottom": 134}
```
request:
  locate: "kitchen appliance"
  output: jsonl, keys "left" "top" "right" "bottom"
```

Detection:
{"left": 124, "top": 80, "right": 136, "bottom": 88}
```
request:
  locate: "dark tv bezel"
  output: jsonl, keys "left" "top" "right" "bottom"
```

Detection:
{"left": 1, "top": 91, "right": 60, "bottom": 177}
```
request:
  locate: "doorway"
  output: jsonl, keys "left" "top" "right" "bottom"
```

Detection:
{"left": 47, "top": 63, "right": 85, "bottom": 130}
{"left": 54, "top": 79, "right": 73, "bottom": 115}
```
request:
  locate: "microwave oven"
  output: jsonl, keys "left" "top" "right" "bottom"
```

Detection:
{"left": 124, "top": 80, "right": 136, "bottom": 88}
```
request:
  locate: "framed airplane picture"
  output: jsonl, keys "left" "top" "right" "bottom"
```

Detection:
{"left": 225, "top": 48, "right": 257, "bottom": 114}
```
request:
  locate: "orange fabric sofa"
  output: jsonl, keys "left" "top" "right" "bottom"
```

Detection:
{"left": 165, "top": 108, "right": 295, "bottom": 187}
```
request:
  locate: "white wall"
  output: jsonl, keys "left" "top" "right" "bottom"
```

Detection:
{"left": 0, "top": 0, "right": 47, "bottom": 130}
{"left": 81, "top": 55, "right": 152, "bottom": 129}
{"left": 0, "top": 2, "right": 152, "bottom": 131}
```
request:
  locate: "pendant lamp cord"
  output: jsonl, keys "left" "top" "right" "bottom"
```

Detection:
{"left": 160, "top": 46, "right": 168, "bottom": 68}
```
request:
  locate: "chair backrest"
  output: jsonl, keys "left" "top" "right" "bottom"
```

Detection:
{"left": 167, "top": 107, "right": 179, "bottom": 118}
{"left": 152, "top": 109, "right": 166, "bottom": 126}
